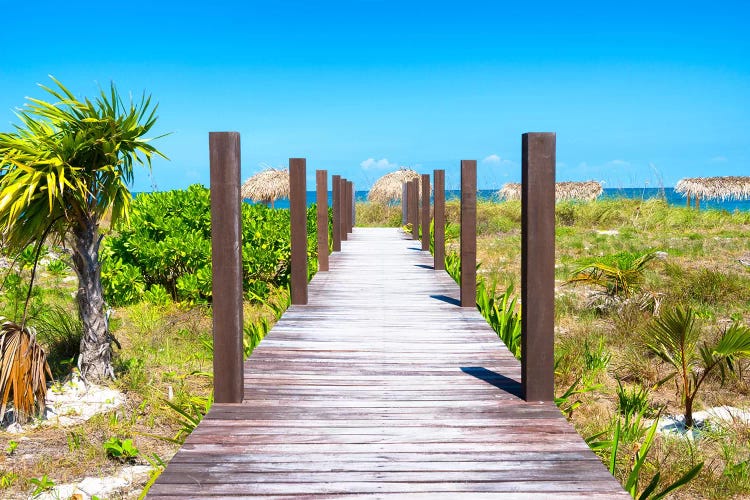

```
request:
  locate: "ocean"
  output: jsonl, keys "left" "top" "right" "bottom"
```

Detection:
{"left": 256, "top": 188, "right": 750, "bottom": 213}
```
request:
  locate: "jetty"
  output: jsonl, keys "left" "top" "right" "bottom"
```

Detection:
{"left": 149, "top": 228, "right": 627, "bottom": 498}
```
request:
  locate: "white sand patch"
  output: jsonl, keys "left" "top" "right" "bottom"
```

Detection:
{"left": 33, "top": 465, "right": 152, "bottom": 500}
{"left": 654, "top": 406, "right": 750, "bottom": 438}
{"left": 43, "top": 375, "right": 125, "bottom": 427}
{"left": 596, "top": 229, "right": 619, "bottom": 236}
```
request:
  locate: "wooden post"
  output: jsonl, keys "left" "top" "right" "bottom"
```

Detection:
{"left": 352, "top": 182, "right": 356, "bottom": 227}
{"left": 460, "top": 160, "right": 477, "bottom": 307}
{"left": 521, "top": 132, "right": 556, "bottom": 402}
{"left": 421, "top": 174, "right": 430, "bottom": 251}
{"left": 406, "top": 180, "right": 415, "bottom": 237}
{"left": 209, "top": 132, "right": 243, "bottom": 404}
{"left": 411, "top": 179, "right": 419, "bottom": 240}
{"left": 402, "top": 183, "right": 408, "bottom": 225}
{"left": 332, "top": 174, "right": 341, "bottom": 251}
{"left": 433, "top": 169, "right": 445, "bottom": 271}
{"left": 290, "top": 158, "right": 308, "bottom": 305}
{"left": 347, "top": 181, "right": 354, "bottom": 233}
{"left": 340, "top": 177, "right": 348, "bottom": 241}
{"left": 686, "top": 193, "right": 691, "bottom": 207}
{"left": 695, "top": 193, "right": 700, "bottom": 210}
{"left": 316, "top": 170, "right": 329, "bottom": 271}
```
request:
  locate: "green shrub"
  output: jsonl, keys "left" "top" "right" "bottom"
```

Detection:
{"left": 101, "top": 185, "right": 321, "bottom": 305}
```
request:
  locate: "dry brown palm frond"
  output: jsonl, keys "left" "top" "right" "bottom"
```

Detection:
{"left": 0, "top": 318, "right": 52, "bottom": 424}
{"left": 368, "top": 168, "right": 423, "bottom": 204}
{"left": 675, "top": 176, "right": 750, "bottom": 202}
{"left": 241, "top": 168, "right": 290, "bottom": 206}
{"left": 498, "top": 181, "right": 603, "bottom": 202}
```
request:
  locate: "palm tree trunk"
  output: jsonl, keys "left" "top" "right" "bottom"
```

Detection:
{"left": 71, "top": 218, "right": 114, "bottom": 382}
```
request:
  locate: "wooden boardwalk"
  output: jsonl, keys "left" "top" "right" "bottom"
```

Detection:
{"left": 149, "top": 228, "right": 628, "bottom": 498}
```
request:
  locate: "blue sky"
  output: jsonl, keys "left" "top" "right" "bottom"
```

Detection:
{"left": 0, "top": 1, "right": 747, "bottom": 191}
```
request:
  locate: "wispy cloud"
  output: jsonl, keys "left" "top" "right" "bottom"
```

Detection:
{"left": 360, "top": 158, "right": 398, "bottom": 170}
{"left": 481, "top": 154, "right": 514, "bottom": 166}
{"left": 709, "top": 155, "right": 728, "bottom": 163}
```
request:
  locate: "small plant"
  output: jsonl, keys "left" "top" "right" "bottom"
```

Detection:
{"left": 583, "top": 337, "right": 612, "bottom": 379}
{"left": 5, "top": 440, "right": 18, "bottom": 455}
{"left": 33, "top": 306, "right": 82, "bottom": 378}
{"left": 0, "top": 471, "right": 18, "bottom": 489}
{"left": 45, "top": 258, "right": 69, "bottom": 276}
{"left": 609, "top": 415, "right": 703, "bottom": 499}
{"left": 67, "top": 430, "right": 83, "bottom": 452}
{"left": 29, "top": 474, "right": 55, "bottom": 496}
{"left": 644, "top": 305, "right": 750, "bottom": 428}
{"left": 476, "top": 280, "right": 522, "bottom": 359}
{"left": 143, "top": 284, "right": 172, "bottom": 306}
{"left": 164, "top": 392, "right": 214, "bottom": 443}
{"left": 103, "top": 437, "right": 140, "bottom": 463}
{"left": 616, "top": 379, "right": 651, "bottom": 418}
{"left": 555, "top": 377, "right": 600, "bottom": 418}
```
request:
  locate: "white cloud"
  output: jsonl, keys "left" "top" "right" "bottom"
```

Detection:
{"left": 360, "top": 158, "right": 398, "bottom": 170}
{"left": 608, "top": 159, "right": 631, "bottom": 167}
{"left": 482, "top": 154, "right": 502, "bottom": 164}
{"left": 709, "top": 156, "right": 728, "bottom": 163}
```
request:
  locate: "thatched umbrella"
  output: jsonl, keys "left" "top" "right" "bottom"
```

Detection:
{"left": 675, "top": 177, "right": 750, "bottom": 203}
{"left": 498, "top": 181, "right": 603, "bottom": 202}
{"left": 367, "top": 168, "right": 421, "bottom": 204}
{"left": 241, "top": 168, "right": 290, "bottom": 208}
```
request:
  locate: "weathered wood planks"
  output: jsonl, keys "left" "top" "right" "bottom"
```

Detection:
{"left": 149, "top": 228, "right": 627, "bottom": 498}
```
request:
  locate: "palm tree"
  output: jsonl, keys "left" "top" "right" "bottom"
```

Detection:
{"left": 644, "top": 306, "right": 750, "bottom": 428}
{"left": 0, "top": 77, "right": 165, "bottom": 382}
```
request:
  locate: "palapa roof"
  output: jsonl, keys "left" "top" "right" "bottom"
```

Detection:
{"left": 674, "top": 176, "right": 750, "bottom": 201}
{"left": 367, "top": 168, "right": 422, "bottom": 204}
{"left": 241, "top": 168, "right": 290, "bottom": 203}
{"left": 498, "top": 181, "right": 603, "bottom": 202}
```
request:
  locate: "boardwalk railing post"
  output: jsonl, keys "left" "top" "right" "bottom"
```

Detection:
{"left": 347, "top": 181, "right": 354, "bottom": 233}
{"left": 406, "top": 180, "right": 415, "bottom": 238}
{"left": 209, "top": 132, "right": 244, "bottom": 404}
{"left": 332, "top": 174, "right": 342, "bottom": 251}
{"left": 316, "top": 169, "right": 329, "bottom": 271}
{"left": 410, "top": 179, "right": 419, "bottom": 241}
{"left": 460, "top": 160, "right": 477, "bottom": 307}
{"left": 421, "top": 173, "right": 430, "bottom": 251}
{"left": 340, "top": 177, "right": 348, "bottom": 241}
{"left": 433, "top": 169, "right": 445, "bottom": 270}
{"left": 402, "top": 182, "right": 408, "bottom": 225}
{"left": 521, "top": 132, "right": 556, "bottom": 402}
{"left": 290, "top": 158, "right": 308, "bottom": 305}
{"left": 351, "top": 182, "right": 356, "bottom": 228}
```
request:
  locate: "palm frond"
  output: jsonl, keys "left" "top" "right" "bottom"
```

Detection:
{"left": 0, "top": 318, "right": 53, "bottom": 424}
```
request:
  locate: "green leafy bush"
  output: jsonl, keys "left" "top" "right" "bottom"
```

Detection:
{"left": 101, "top": 185, "right": 322, "bottom": 305}
{"left": 103, "top": 437, "right": 140, "bottom": 462}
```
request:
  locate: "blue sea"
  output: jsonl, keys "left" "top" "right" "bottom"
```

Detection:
{"left": 255, "top": 188, "right": 750, "bottom": 213}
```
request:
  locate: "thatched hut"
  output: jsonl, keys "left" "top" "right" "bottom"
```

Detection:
{"left": 241, "top": 168, "right": 290, "bottom": 208}
{"left": 498, "top": 181, "right": 603, "bottom": 202}
{"left": 367, "top": 168, "right": 421, "bottom": 204}
{"left": 675, "top": 177, "right": 750, "bottom": 208}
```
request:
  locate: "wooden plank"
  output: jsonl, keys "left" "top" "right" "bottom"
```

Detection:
{"left": 152, "top": 227, "right": 628, "bottom": 497}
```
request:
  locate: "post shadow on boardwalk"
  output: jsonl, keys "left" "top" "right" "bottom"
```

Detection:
{"left": 430, "top": 294, "right": 460, "bottom": 306}
{"left": 461, "top": 367, "right": 523, "bottom": 398}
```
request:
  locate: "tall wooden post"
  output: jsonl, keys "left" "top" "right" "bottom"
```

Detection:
{"left": 433, "top": 169, "right": 445, "bottom": 270}
{"left": 347, "top": 181, "right": 354, "bottom": 233}
{"left": 340, "top": 178, "right": 348, "bottom": 241}
{"left": 460, "top": 160, "right": 477, "bottom": 307}
{"left": 209, "top": 132, "right": 243, "bottom": 403}
{"left": 290, "top": 158, "right": 308, "bottom": 305}
{"left": 316, "top": 170, "right": 329, "bottom": 271}
{"left": 402, "top": 183, "right": 408, "bottom": 225}
{"left": 686, "top": 193, "right": 691, "bottom": 207}
{"left": 695, "top": 193, "right": 700, "bottom": 210}
{"left": 410, "top": 179, "right": 419, "bottom": 240}
{"left": 521, "top": 132, "right": 556, "bottom": 402}
{"left": 332, "top": 174, "right": 342, "bottom": 251}
{"left": 421, "top": 174, "right": 430, "bottom": 251}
